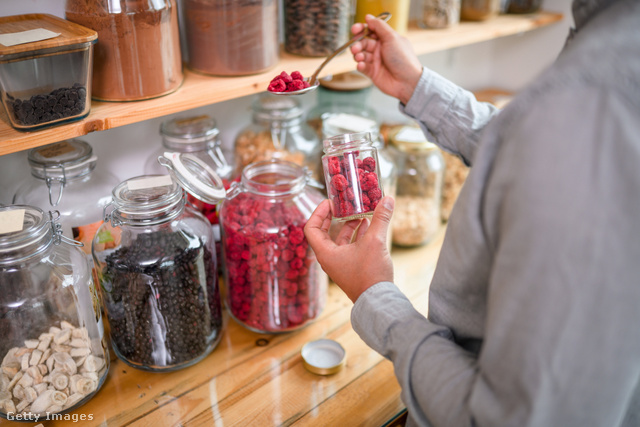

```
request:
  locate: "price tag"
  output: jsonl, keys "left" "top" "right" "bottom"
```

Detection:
{"left": 127, "top": 175, "right": 173, "bottom": 191}
{"left": 0, "top": 28, "right": 60, "bottom": 47}
{"left": 0, "top": 209, "right": 25, "bottom": 235}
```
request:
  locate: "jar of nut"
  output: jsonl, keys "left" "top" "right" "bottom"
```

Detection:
{"left": 388, "top": 126, "right": 445, "bottom": 246}
{"left": 0, "top": 205, "right": 109, "bottom": 419}
{"left": 234, "top": 94, "right": 322, "bottom": 182}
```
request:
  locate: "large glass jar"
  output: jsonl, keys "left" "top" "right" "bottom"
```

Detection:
{"left": 219, "top": 160, "right": 328, "bottom": 333}
{"left": 354, "top": 0, "right": 410, "bottom": 34}
{"left": 0, "top": 205, "right": 108, "bottom": 419}
{"left": 184, "top": 0, "right": 278, "bottom": 76}
{"left": 284, "top": 0, "right": 351, "bottom": 57}
{"left": 234, "top": 94, "right": 322, "bottom": 181}
{"left": 460, "top": 0, "right": 500, "bottom": 20}
{"left": 388, "top": 126, "right": 445, "bottom": 246}
{"left": 418, "top": 0, "right": 461, "bottom": 29}
{"left": 65, "top": 0, "right": 183, "bottom": 101}
{"left": 507, "top": 0, "right": 542, "bottom": 13}
{"left": 12, "top": 139, "right": 119, "bottom": 284}
{"left": 93, "top": 174, "right": 223, "bottom": 371}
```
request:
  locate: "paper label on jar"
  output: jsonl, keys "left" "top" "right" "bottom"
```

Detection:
{"left": 325, "top": 113, "right": 377, "bottom": 134}
{"left": 0, "top": 209, "right": 25, "bottom": 234}
{"left": 0, "top": 28, "right": 61, "bottom": 47}
{"left": 127, "top": 175, "right": 173, "bottom": 191}
{"left": 36, "top": 140, "right": 75, "bottom": 159}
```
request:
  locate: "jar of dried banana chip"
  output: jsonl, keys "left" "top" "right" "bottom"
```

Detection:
{"left": 0, "top": 205, "right": 108, "bottom": 421}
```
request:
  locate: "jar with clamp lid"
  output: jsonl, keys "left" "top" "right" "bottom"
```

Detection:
{"left": 0, "top": 205, "right": 109, "bottom": 420}
{"left": 94, "top": 171, "right": 224, "bottom": 372}
{"left": 388, "top": 126, "right": 445, "bottom": 246}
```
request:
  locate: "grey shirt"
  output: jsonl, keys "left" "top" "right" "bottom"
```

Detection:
{"left": 350, "top": 1, "right": 640, "bottom": 426}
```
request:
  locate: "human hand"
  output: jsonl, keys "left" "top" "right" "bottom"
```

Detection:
{"left": 304, "top": 196, "right": 395, "bottom": 303}
{"left": 350, "top": 14, "right": 422, "bottom": 105}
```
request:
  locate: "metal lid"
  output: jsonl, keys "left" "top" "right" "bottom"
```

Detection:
{"left": 388, "top": 126, "right": 438, "bottom": 153}
{"left": 301, "top": 339, "right": 346, "bottom": 375}
{"left": 28, "top": 139, "right": 93, "bottom": 169}
{"left": 160, "top": 115, "right": 220, "bottom": 148}
{"left": 252, "top": 93, "right": 303, "bottom": 122}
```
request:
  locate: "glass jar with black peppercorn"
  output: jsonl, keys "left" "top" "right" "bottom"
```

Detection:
{"left": 93, "top": 171, "right": 224, "bottom": 372}
{"left": 0, "top": 205, "right": 109, "bottom": 419}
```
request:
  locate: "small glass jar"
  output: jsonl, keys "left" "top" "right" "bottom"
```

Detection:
{"left": 507, "top": 0, "right": 542, "bottom": 14}
{"left": 284, "top": 0, "right": 351, "bottom": 57}
{"left": 388, "top": 126, "right": 444, "bottom": 246}
{"left": 234, "top": 94, "right": 322, "bottom": 181}
{"left": 0, "top": 205, "right": 109, "bottom": 419}
{"left": 218, "top": 160, "right": 327, "bottom": 333}
{"left": 460, "top": 0, "right": 500, "bottom": 20}
{"left": 322, "top": 132, "right": 384, "bottom": 221}
{"left": 354, "top": 0, "right": 411, "bottom": 34}
{"left": 93, "top": 174, "right": 223, "bottom": 371}
{"left": 418, "top": 0, "right": 461, "bottom": 29}
{"left": 184, "top": 0, "right": 278, "bottom": 76}
{"left": 65, "top": 0, "right": 183, "bottom": 101}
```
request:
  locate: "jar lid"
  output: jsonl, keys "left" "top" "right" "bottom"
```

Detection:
{"left": 111, "top": 175, "right": 183, "bottom": 217}
{"left": 160, "top": 115, "right": 220, "bottom": 147}
{"left": 389, "top": 126, "right": 438, "bottom": 152}
{"left": 301, "top": 339, "right": 346, "bottom": 375}
{"left": 323, "top": 113, "right": 378, "bottom": 138}
{"left": 27, "top": 139, "right": 96, "bottom": 179}
{"left": 0, "top": 205, "right": 50, "bottom": 264}
{"left": 319, "top": 71, "right": 373, "bottom": 92}
{"left": 0, "top": 14, "right": 97, "bottom": 60}
{"left": 253, "top": 94, "right": 303, "bottom": 122}
{"left": 158, "top": 152, "right": 227, "bottom": 204}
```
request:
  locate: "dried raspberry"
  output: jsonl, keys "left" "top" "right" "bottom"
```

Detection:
{"left": 287, "top": 79, "right": 306, "bottom": 91}
{"left": 290, "top": 258, "right": 304, "bottom": 270}
{"left": 361, "top": 194, "right": 371, "bottom": 207}
{"left": 340, "top": 201, "right": 354, "bottom": 216}
{"left": 303, "top": 80, "right": 310, "bottom": 88}
{"left": 356, "top": 159, "right": 364, "bottom": 170}
{"left": 282, "top": 249, "right": 295, "bottom": 262}
{"left": 368, "top": 187, "right": 382, "bottom": 203}
{"left": 291, "top": 71, "right": 304, "bottom": 80}
{"left": 295, "top": 245, "right": 307, "bottom": 258}
{"left": 327, "top": 157, "right": 341, "bottom": 176}
{"left": 279, "top": 71, "right": 293, "bottom": 83}
{"left": 346, "top": 188, "right": 355, "bottom": 201}
{"left": 268, "top": 79, "right": 287, "bottom": 93}
{"left": 360, "top": 172, "right": 379, "bottom": 191}
{"left": 363, "top": 157, "right": 376, "bottom": 172}
{"left": 289, "top": 227, "right": 305, "bottom": 245}
{"left": 331, "top": 174, "right": 348, "bottom": 191}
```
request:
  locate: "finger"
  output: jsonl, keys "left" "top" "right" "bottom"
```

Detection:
{"left": 304, "top": 200, "right": 335, "bottom": 249}
{"left": 366, "top": 196, "right": 395, "bottom": 243}
{"left": 365, "top": 13, "right": 396, "bottom": 42}
{"left": 351, "top": 22, "right": 365, "bottom": 35}
{"left": 354, "top": 217, "right": 370, "bottom": 241}
{"left": 335, "top": 219, "right": 363, "bottom": 246}
{"left": 350, "top": 41, "right": 364, "bottom": 56}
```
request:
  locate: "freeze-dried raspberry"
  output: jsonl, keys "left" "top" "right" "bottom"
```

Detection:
{"left": 331, "top": 174, "right": 348, "bottom": 191}
{"left": 291, "top": 71, "right": 303, "bottom": 80}
{"left": 346, "top": 188, "right": 355, "bottom": 201}
{"left": 361, "top": 194, "right": 371, "bottom": 207}
{"left": 303, "top": 80, "right": 310, "bottom": 88}
{"left": 295, "top": 245, "right": 307, "bottom": 258}
{"left": 362, "top": 157, "right": 376, "bottom": 172}
{"left": 327, "top": 157, "right": 341, "bottom": 176}
{"left": 279, "top": 71, "right": 293, "bottom": 83}
{"left": 289, "top": 227, "right": 305, "bottom": 245}
{"left": 282, "top": 249, "right": 295, "bottom": 262}
{"left": 288, "top": 79, "right": 306, "bottom": 91}
{"left": 340, "top": 201, "right": 354, "bottom": 216}
{"left": 268, "top": 79, "right": 287, "bottom": 92}
{"left": 368, "top": 187, "right": 382, "bottom": 203}
{"left": 360, "top": 172, "right": 379, "bottom": 191}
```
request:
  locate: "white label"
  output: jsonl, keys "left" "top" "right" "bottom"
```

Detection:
{"left": 0, "top": 29, "right": 61, "bottom": 47}
{"left": 127, "top": 175, "right": 173, "bottom": 191}
{"left": 395, "top": 127, "right": 428, "bottom": 143}
{"left": 0, "top": 209, "right": 25, "bottom": 234}
{"left": 325, "top": 113, "right": 377, "bottom": 135}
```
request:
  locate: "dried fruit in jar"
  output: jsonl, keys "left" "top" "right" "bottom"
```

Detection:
{"left": 267, "top": 71, "right": 310, "bottom": 93}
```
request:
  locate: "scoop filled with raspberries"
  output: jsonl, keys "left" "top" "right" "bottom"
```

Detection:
{"left": 267, "top": 71, "right": 313, "bottom": 94}
{"left": 322, "top": 152, "right": 383, "bottom": 220}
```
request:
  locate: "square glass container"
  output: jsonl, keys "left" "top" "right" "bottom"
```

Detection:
{"left": 0, "top": 14, "right": 97, "bottom": 131}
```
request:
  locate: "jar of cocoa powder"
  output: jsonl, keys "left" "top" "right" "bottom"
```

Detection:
{"left": 184, "top": 0, "right": 278, "bottom": 76}
{"left": 65, "top": 0, "right": 183, "bottom": 101}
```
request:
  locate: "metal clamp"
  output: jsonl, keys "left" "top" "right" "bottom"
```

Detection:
{"left": 48, "top": 211, "right": 83, "bottom": 247}
{"left": 44, "top": 164, "right": 67, "bottom": 206}
{"left": 102, "top": 201, "right": 121, "bottom": 228}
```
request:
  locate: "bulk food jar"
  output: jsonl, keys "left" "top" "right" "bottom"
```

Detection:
{"left": 354, "top": 0, "right": 410, "bottom": 34}
{"left": 159, "top": 156, "right": 328, "bottom": 333}
{"left": 387, "top": 126, "right": 444, "bottom": 246}
{"left": 93, "top": 174, "right": 223, "bottom": 371}
{"left": 65, "top": 0, "right": 183, "bottom": 101}
{"left": 460, "top": 0, "right": 500, "bottom": 20}
{"left": 284, "top": 0, "right": 351, "bottom": 57}
{"left": 0, "top": 205, "right": 108, "bottom": 419}
{"left": 417, "top": 0, "right": 461, "bottom": 29}
{"left": 0, "top": 14, "right": 97, "bottom": 131}
{"left": 184, "top": 0, "right": 278, "bottom": 76}
{"left": 234, "top": 94, "right": 322, "bottom": 182}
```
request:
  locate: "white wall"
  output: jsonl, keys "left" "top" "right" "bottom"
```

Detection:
{"left": 0, "top": 0, "right": 574, "bottom": 203}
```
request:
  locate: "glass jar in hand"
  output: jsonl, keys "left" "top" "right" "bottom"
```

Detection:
{"left": 219, "top": 160, "right": 327, "bottom": 333}
{"left": 93, "top": 174, "right": 223, "bottom": 371}
{"left": 0, "top": 206, "right": 108, "bottom": 419}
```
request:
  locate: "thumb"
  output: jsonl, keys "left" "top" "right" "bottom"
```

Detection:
{"left": 366, "top": 196, "right": 394, "bottom": 242}
{"left": 365, "top": 13, "right": 396, "bottom": 42}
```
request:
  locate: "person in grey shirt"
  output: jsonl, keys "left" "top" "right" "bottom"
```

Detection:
{"left": 304, "top": 1, "right": 640, "bottom": 426}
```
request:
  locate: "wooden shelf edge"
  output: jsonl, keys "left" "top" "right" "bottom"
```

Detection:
{"left": 0, "top": 11, "right": 563, "bottom": 156}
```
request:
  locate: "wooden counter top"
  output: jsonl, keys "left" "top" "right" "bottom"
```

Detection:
{"left": 0, "top": 230, "right": 445, "bottom": 427}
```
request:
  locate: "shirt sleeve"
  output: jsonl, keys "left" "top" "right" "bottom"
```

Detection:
{"left": 352, "top": 85, "right": 640, "bottom": 426}
{"left": 400, "top": 67, "right": 500, "bottom": 167}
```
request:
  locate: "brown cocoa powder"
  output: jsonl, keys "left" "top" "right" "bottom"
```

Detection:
{"left": 184, "top": 0, "right": 278, "bottom": 76}
{"left": 65, "top": 0, "right": 183, "bottom": 101}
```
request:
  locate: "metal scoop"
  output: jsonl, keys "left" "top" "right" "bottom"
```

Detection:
{"left": 271, "top": 12, "right": 392, "bottom": 96}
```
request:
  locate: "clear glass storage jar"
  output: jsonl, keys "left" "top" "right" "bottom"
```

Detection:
{"left": 354, "top": 0, "right": 410, "bottom": 34}
{"left": 460, "top": 0, "right": 500, "bottom": 20}
{"left": 183, "top": 0, "right": 278, "bottom": 76}
{"left": 65, "top": 0, "right": 183, "bottom": 101}
{"left": 0, "top": 14, "right": 96, "bottom": 131}
{"left": 93, "top": 174, "right": 223, "bottom": 371}
{"left": 418, "top": 0, "right": 461, "bottom": 29}
{"left": 0, "top": 205, "right": 108, "bottom": 419}
{"left": 507, "top": 0, "right": 542, "bottom": 14}
{"left": 234, "top": 94, "right": 322, "bottom": 182}
{"left": 284, "top": 0, "right": 351, "bottom": 57}
{"left": 387, "top": 126, "right": 444, "bottom": 246}
{"left": 322, "top": 132, "right": 385, "bottom": 221}
{"left": 218, "top": 160, "right": 327, "bottom": 333}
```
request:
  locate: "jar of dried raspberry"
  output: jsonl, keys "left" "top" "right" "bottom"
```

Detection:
{"left": 322, "top": 132, "right": 385, "bottom": 221}
{"left": 219, "top": 159, "right": 328, "bottom": 333}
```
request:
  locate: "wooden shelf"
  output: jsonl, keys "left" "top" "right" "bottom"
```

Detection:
{"left": 0, "top": 11, "right": 563, "bottom": 156}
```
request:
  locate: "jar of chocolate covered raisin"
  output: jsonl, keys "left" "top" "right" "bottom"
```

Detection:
{"left": 219, "top": 160, "right": 328, "bottom": 333}
{"left": 322, "top": 132, "right": 384, "bottom": 221}
{"left": 93, "top": 171, "right": 224, "bottom": 372}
